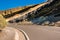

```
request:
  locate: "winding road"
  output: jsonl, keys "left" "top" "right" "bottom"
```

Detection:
{"left": 8, "top": 23, "right": 60, "bottom": 40}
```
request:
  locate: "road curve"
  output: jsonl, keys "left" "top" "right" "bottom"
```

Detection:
{"left": 8, "top": 24, "right": 60, "bottom": 40}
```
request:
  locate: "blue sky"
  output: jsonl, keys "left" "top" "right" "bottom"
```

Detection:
{"left": 0, "top": 0, "right": 46, "bottom": 10}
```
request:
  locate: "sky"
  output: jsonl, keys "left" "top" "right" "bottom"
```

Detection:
{"left": 0, "top": 0, "right": 47, "bottom": 10}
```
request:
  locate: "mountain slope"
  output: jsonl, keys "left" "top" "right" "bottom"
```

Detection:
{"left": 0, "top": 0, "right": 60, "bottom": 26}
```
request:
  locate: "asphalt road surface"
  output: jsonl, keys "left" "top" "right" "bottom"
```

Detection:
{"left": 8, "top": 23, "right": 60, "bottom": 40}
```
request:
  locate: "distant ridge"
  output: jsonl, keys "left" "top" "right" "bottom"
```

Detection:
{"left": 0, "top": 0, "right": 53, "bottom": 17}
{"left": 0, "top": 0, "right": 60, "bottom": 26}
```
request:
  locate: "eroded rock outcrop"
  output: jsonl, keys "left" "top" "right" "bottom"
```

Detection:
{"left": 0, "top": 0, "right": 60, "bottom": 26}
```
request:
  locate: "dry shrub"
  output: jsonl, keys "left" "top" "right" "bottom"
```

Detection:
{"left": 0, "top": 14, "right": 7, "bottom": 30}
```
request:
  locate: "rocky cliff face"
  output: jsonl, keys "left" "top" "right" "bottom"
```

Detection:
{"left": 27, "top": 0, "right": 60, "bottom": 26}
{"left": 0, "top": 0, "right": 60, "bottom": 26}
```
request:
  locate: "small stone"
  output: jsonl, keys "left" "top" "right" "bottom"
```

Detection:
{"left": 44, "top": 21, "right": 50, "bottom": 25}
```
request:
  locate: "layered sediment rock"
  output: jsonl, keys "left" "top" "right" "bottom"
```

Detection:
{"left": 0, "top": 0, "right": 60, "bottom": 26}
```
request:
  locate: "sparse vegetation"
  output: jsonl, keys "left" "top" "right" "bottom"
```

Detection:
{"left": 0, "top": 14, "right": 7, "bottom": 30}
